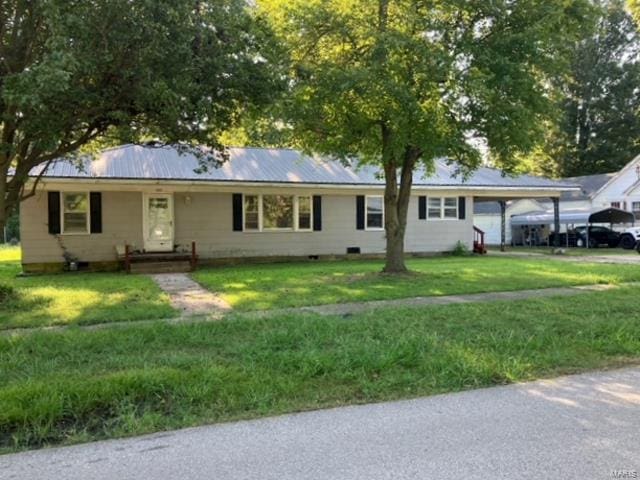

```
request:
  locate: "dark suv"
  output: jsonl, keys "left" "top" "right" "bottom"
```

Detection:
{"left": 574, "top": 226, "right": 621, "bottom": 248}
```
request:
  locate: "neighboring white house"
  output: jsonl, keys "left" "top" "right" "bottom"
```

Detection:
{"left": 474, "top": 154, "right": 640, "bottom": 245}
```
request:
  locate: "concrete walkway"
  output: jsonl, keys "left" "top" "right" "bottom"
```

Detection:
{"left": 3, "top": 367, "right": 640, "bottom": 480}
{"left": 1, "top": 282, "right": 636, "bottom": 337}
{"left": 151, "top": 273, "right": 231, "bottom": 317}
{"left": 246, "top": 283, "right": 620, "bottom": 318}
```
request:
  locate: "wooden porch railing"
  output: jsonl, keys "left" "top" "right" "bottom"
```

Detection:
{"left": 121, "top": 241, "right": 198, "bottom": 273}
{"left": 473, "top": 226, "right": 487, "bottom": 254}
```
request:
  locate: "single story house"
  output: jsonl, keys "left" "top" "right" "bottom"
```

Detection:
{"left": 474, "top": 153, "right": 640, "bottom": 245}
{"left": 20, "top": 144, "right": 578, "bottom": 272}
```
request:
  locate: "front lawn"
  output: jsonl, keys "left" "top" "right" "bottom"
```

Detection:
{"left": 192, "top": 256, "right": 640, "bottom": 311}
{"left": 2, "top": 286, "right": 640, "bottom": 451}
{"left": 0, "top": 246, "right": 176, "bottom": 330}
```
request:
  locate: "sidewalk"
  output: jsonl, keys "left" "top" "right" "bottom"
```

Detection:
{"left": 1, "top": 282, "right": 634, "bottom": 336}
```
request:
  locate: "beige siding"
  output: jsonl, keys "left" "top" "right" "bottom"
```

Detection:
{"left": 21, "top": 188, "right": 473, "bottom": 266}
{"left": 20, "top": 191, "right": 143, "bottom": 264}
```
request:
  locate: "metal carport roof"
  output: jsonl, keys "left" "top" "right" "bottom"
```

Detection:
{"left": 511, "top": 207, "right": 635, "bottom": 226}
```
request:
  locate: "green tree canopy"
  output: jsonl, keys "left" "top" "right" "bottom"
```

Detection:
{"left": 528, "top": 0, "right": 640, "bottom": 177}
{"left": 0, "top": 0, "right": 283, "bottom": 229}
{"left": 260, "top": 0, "right": 592, "bottom": 272}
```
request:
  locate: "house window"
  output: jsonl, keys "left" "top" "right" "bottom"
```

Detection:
{"left": 263, "top": 195, "right": 294, "bottom": 230}
{"left": 427, "top": 197, "right": 458, "bottom": 220}
{"left": 427, "top": 197, "right": 441, "bottom": 219}
{"left": 611, "top": 201, "right": 621, "bottom": 209}
{"left": 244, "top": 194, "right": 313, "bottom": 232}
{"left": 444, "top": 197, "right": 458, "bottom": 219}
{"left": 244, "top": 195, "right": 260, "bottom": 231}
{"left": 62, "top": 192, "right": 89, "bottom": 234}
{"left": 632, "top": 202, "right": 640, "bottom": 220}
{"left": 297, "top": 196, "right": 312, "bottom": 230}
{"left": 366, "top": 196, "right": 384, "bottom": 230}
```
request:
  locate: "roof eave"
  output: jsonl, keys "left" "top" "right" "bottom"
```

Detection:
{"left": 29, "top": 176, "right": 580, "bottom": 192}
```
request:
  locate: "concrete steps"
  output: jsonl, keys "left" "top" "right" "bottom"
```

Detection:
{"left": 130, "top": 261, "right": 192, "bottom": 274}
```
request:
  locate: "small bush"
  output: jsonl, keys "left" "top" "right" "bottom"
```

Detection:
{"left": 451, "top": 241, "right": 471, "bottom": 257}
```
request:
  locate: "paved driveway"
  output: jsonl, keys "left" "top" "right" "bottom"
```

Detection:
{"left": 2, "top": 368, "right": 640, "bottom": 480}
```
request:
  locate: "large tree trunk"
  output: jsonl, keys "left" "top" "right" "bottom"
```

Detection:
{"left": 382, "top": 147, "right": 418, "bottom": 274}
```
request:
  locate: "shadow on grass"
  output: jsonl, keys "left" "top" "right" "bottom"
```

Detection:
{"left": 193, "top": 256, "right": 640, "bottom": 311}
{"left": 0, "top": 269, "right": 177, "bottom": 330}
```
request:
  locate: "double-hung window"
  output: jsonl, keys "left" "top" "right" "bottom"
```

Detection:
{"left": 632, "top": 201, "right": 640, "bottom": 220}
{"left": 243, "top": 194, "right": 314, "bottom": 232}
{"left": 62, "top": 192, "right": 89, "bottom": 234}
{"left": 427, "top": 197, "right": 458, "bottom": 220}
{"left": 297, "top": 196, "right": 312, "bottom": 231}
{"left": 244, "top": 195, "right": 260, "bottom": 231}
{"left": 366, "top": 195, "right": 384, "bottom": 230}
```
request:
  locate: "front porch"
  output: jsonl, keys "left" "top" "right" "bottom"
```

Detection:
{"left": 118, "top": 242, "right": 198, "bottom": 274}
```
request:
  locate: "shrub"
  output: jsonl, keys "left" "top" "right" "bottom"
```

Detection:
{"left": 451, "top": 241, "right": 471, "bottom": 257}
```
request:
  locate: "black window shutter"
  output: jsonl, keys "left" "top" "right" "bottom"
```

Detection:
{"left": 313, "top": 195, "right": 322, "bottom": 231}
{"left": 232, "top": 193, "right": 243, "bottom": 231}
{"left": 418, "top": 196, "right": 426, "bottom": 220}
{"left": 90, "top": 192, "right": 102, "bottom": 233}
{"left": 47, "top": 191, "right": 61, "bottom": 234}
{"left": 356, "top": 195, "right": 365, "bottom": 230}
{"left": 458, "top": 196, "right": 466, "bottom": 220}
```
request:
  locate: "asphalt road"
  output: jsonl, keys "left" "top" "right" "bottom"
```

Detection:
{"left": 2, "top": 367, "right": 640, "bottom": 480}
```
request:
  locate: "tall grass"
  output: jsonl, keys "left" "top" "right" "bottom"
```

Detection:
{"left": 2, "top": 286, "right": 640, "bottom": 452}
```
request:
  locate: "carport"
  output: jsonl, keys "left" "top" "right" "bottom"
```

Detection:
{"left": 510, "top": 207, "right": 635, "bottom": 247}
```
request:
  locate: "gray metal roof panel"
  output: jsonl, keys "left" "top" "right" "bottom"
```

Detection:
{"left": 560, "top": 173, "right": 616, "bottom": 200}
{"left": 32, "top": 144, "right": 578, "bottom": 190}
{"left": 473, "top": 201, "right": 502, "bottom": 215}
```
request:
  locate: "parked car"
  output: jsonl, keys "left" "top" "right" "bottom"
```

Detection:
{"left": 574, "top": 226, "right": 621, "bottom": 248}
{"left": 619, "top": 226, "right": 640, "bottom": 250}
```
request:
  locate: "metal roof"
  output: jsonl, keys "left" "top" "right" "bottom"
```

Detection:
{"left": 32, "top": 144, "right": 578, "bottom": 190}
{"left": 560, "top": 173, "right": 616, "bottom": 201}
{"left": 511, "top": 207, "right": 635, "bottom": 226}
{"left": 473, "top": 201, "right": 503, "bottom": 215}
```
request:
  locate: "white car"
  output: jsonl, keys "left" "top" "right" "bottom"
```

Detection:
{"left": 619, "top": 227, "right": 640, "bottom": 249}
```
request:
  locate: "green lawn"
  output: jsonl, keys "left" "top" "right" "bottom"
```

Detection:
{"left": 192, "top": 256, "right": 640, "bottom": 311}
{"left": 2, "top": 286, "right": 640, "bottom": 452}
{"left": 490, "top": 246, "right": 640, "bottom": 256}
{"left": 0, "top": 246, "right": 176, "bottom": 329}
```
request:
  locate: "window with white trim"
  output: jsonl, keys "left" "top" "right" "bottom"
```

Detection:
{"left": 297, "top": 196, "right": 312, "bottom": 230}
{"left": 611, "top": 201, "right": 621, "bottom": 209}
{"left": 366, "top": 195, "right": 384, "bottom": 230}
{"left": 427, "top": 197, "right": 458, "bottom": 220}
{"left": 244, "top": 195, "right": 260, "bottom": 231}
{"left": 632, "top": 201, "right": 640, "bottom": 220}
{"left": 62, "top": 192, "right": 89, "bottom": 234}
{"left": 263, "top": 195, "right": 294, "bottom": 230}
{"left": 243, "top": 194, "right": 314, "bottom": 232}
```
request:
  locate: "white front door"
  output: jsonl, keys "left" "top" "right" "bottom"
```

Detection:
{"left": 143, "top": 193, "right": 174, "bottom": 252}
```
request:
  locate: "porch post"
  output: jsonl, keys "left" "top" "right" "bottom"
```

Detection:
{"left": 552, "top": 197, "right": 561, "bottom": 248}
{"left": 499, "top": 200, "right": 507, "bottom": 252}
